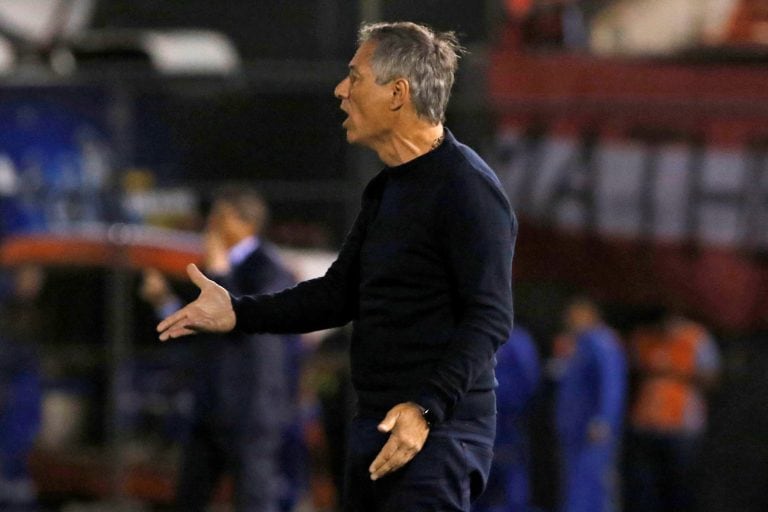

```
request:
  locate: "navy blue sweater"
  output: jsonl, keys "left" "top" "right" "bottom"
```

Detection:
{"left": 233, "top": 129, "right": 516, "bottom": 424}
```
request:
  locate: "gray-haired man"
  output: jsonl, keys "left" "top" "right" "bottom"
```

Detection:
{"left": 158, "top": 21, "right": 517, "bottom": 512}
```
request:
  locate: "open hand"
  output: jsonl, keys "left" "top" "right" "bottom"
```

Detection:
{"left": 157, "top": 263, "right": 236, "bottom": 341}
{"left": 369, "top": 402, "right": 430, "bottom": 481}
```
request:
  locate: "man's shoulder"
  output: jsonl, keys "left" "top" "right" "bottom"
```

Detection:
{"left": 440, "top": 141, "right": 505, "bottom": 195}
{"left": 241, "top": 242, "right": 285, "bottom": 267}
{"left": 435, "top": 147, "right": 512, "bottom": 218}
{"left": 235, "top": 243, "right": 292, "bottom": 281}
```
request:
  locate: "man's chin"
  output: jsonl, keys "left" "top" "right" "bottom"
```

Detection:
{"left": 344, "top": 129, "right": 359, "bottom": 145}
{"left": 342, "top": 125, "right": 367, "bottom": 147}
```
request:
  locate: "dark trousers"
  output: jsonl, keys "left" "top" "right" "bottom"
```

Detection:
{"left": 176, "top": 424, "right": 281, "bottom": 512}
{"left": 624, "top": 430, "right": 699, "bottom": 512}
{"left": 343, "top": 415, "right": 496, "bottom": 512}
{"left": 472, "top": 434, "right": 534, "bottom": 512}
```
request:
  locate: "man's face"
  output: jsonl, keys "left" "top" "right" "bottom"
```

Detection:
{"left": 207, "top": 201, "right": 235, "bottom": 236}
{"left": 334, "top": 40, "right": 396, "bottom": 147}
{"left": 564, "top": 302, "right": 596, "bottom": 334}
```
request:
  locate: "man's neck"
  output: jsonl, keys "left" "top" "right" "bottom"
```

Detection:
{"left": 374, "top": 123, "right": 444, "bottom": 167}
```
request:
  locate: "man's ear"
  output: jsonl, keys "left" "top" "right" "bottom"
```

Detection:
{"left": 390, "top": 78, "right": 409, "bottom": 111}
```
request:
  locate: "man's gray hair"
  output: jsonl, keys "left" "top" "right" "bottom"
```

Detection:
{"left": 214, "top": 184, "right": 269, "bottom": 232}
{"left": 358, "top": 21, "right": 464, "bottom": 124}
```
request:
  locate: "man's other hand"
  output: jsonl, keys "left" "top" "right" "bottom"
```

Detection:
{"left": 157, "top": 263, "right": 236, "bottom": 341}
{"left": 369, "top": 402, "right": 430, "bottom": 481}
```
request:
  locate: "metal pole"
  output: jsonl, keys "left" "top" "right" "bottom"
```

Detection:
{"left": 105, "top": 78, "right": 135, "bottom": 505}
{"left": 106, "top": 262, "right": 132, "bottom": 503}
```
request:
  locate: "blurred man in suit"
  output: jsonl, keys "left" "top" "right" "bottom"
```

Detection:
{"left": 141, "top": 186, "right": 299, "bottom": 512}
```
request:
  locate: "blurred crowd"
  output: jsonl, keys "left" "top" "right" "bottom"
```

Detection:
{"left": 474, "top": 296, "right": 724, "bottom": 512}
{"left": 502, "top": 0, "right": 768, "bottom": 55}
{"left": 0, "top": 239, "right": 738, "bottom": 512}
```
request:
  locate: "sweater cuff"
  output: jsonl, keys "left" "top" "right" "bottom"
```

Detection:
{"left": 411, "top": 391, "right": 447, "bottom": 426}
{"left": 230, "top": 293, "right": 256, "bottom": 333}
{"left": 230, "top": 293, "right": 241, "bottom": 329}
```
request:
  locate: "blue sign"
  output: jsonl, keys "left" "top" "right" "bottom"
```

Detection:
{"left": 0, "top": 88, "right": 118, "bottom": 236}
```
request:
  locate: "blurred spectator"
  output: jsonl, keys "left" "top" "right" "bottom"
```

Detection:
{"left": 590, "top": 0, "right": 740, "bottom": 56}
{"left": 724, "top": 0, "right": 768, "bottom": 45}
{"left": 624, "top": 308, "right": 721, "bottom": 512}
{"left": 0, "top": 265, "right": 44, "bottom": 512}
{"left": 502, "top": 0, "right": 744, "bottom": 55}
{"left": 550, "top": 296, "right": 627, "bottom": 512}
{"left": 473, "top": 325, "right": 542, "bottom": 512}
{"left": 140, "top": 186, "right": 301, "bottom": 512}
{"left": 502, "top": 1, "right": 611, "bottom": 50}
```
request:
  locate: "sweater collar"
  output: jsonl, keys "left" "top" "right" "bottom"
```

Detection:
{"left": 384, "top": 127, "right": 455, "bottom": 175}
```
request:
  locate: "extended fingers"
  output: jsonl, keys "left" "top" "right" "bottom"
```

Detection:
{"left": 157, "top": 309, "right": 200, "bottom": 341}
{"left": 159, "top": 324, "right": 197, "bottom": 341}
{"left": 368, "top": 402, "right": 431, "bottom": 480}
{"left": 369, "top": 437, "right": 395, "bottom": 477}
{"left": 157, "top": 309, "right": 188, "bottom": 336}
{"left": 369, "top": 436, "right": 420, "bottom": 480}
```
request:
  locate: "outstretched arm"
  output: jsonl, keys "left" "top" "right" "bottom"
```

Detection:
{"left": 157, "top": 263, "right": 236, "bottom": 340}
{"left": 158, "top": 191, "right": 376, "bottom": 339}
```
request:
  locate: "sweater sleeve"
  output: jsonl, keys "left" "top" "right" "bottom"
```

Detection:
{"left": 411, "top": 172, "right": 516, "bottom": 423}
{"left": 231, "top": 206, "right": 367, "bottom": 334}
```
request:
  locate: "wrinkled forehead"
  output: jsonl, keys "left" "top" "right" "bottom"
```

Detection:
{"left": 349, "top": 40, "right": 377, "bottom": 73}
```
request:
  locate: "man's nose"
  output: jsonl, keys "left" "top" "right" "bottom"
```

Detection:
{"left": 334, "top": 77, "right": 349, "bottom": 99}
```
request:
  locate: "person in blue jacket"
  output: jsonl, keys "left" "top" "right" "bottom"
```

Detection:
{"left": 474, "top": 325, "right": 541, "bottom": 512}
{"left": 551, "top": 297, "right": 627, "bottom": 512}
{"left": 0, "top": 336, "right": 41, "bottom": 512}
{"left": 0, "top": 266, "right": 44, "bottom": 512}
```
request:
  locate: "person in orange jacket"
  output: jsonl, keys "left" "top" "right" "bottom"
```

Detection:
{"left": 624, "top": 307, "right": 721, "bottom": 512}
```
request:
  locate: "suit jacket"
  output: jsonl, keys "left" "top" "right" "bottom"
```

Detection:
{"left": 193, "top": 241, "right": 297, "bottom": 434}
